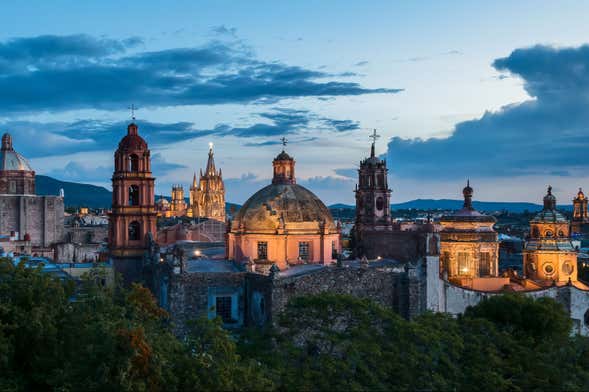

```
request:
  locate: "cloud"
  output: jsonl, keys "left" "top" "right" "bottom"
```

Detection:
{"left": 243, "top": 137, "right": 318, "bottom": 147}
{"left": 386, "top": 44, "right": 589, "bottom": 180}
{"left": 3, "top": 108, "right": 359, "bottom": 158}
{"left": 0, "top": 34, "right": 401, "bottom": 114}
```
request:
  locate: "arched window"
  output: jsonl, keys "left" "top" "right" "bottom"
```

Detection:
{"left": 545, "top": 230, "right": 553, "bottom": 238}
{"left": 128, "top": 221, "right": 140, "bottom": 241}
{"left": 128, "top": 185, "right": 139, "bottom": 206}
{"left": 128, "top": 154, "right": 139, "bottom": 172}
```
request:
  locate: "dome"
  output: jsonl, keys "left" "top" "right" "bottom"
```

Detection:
{"left": 118, "top": 123, "right": 147, "bottom": 151}
{"left": 441, "top": 180, "right": 496, "bottom": 223}
{"left": 274, "top": 150, "right": 293, "bottom": 161}
{"left": 0, "top": 133, "right": 33, "bottom": 172}
{"left": 233, "top": 183, "right": 337, "bottom": 232}
{"left": 577, "top": 188, "right": 585, "bottom": 200}
{"left": 533, "top": 186, "right": 566, "bottom": 222}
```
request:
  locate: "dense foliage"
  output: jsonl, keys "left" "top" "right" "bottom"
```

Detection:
{"left": 2, "top": 256, "right": 589, "bottom": 391}
{"left": 0, "top": 258, "right": 269, "bottom": 391}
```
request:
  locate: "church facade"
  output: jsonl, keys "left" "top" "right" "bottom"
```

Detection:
{"left": 189, "top": 144, "right": 225, "bottom": 221}
{"left": 0, "top": 133, "right": 64, "bottom": 251}
{"left": 226, "top": 148, "right": 341, "bottom": 271}
{"left": 439, "top": 182, "right": 499, "bottom": 287}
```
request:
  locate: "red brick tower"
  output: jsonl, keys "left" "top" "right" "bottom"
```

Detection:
{"left": 109, "top": 122, "right": 157, "bottom": 283}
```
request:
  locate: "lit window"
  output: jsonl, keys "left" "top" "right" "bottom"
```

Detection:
{"left": 128, "top": 154, "right": 139, "bottom": 172}
{"left": 299, "top": 242, "right": 310, "bottom": 262}
{"left": 457, "top": 252, "right": 469, "bottom": 275}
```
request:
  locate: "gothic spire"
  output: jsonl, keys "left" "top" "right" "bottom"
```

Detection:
{"left": 205, "top": 142, "right": 216, "bottom": 176}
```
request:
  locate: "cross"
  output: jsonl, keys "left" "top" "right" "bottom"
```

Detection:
{"left": 280, "top": 137, "right": 288, "bottom": 147}
{"left": 128, "top": 104, "right": 138, "bottom": 120}
{"left": 369, "top": 129, "right": 380, "bottom": 144}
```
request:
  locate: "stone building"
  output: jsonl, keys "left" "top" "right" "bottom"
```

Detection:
{"left": 226, "top": 147, "right": 341, "bottom": 271}
{"left": 523, "top": 186, "right": 579, "bottom": 286}
{"left": 108, "top": 122, "right": 157, "bottom": 283}
{"left": 353, "top": 133, "right": 438, "bottom": 261}
{"left": 170, "top": 185, "right": 187, "bottom": 216}
{"left": 439, "top": 181, "right": 499, "bottom": 287}
{"left": 572, "top": 188, "right": 589, "bottom": 235}
{"left": 0, "top": 133, "right": 64, "bottom": 251}
{"left": 189, "top": 143, "right": 225, "bottom": 221}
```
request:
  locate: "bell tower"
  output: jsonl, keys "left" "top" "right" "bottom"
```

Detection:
{"left": 355, "top": 129, "right": 392, "bottom": 230}
{"left": 572, "top": 188, "right": 589, "bottom": 234}
{"left": 109, "top": 122, "right": 157, "bottom": 283}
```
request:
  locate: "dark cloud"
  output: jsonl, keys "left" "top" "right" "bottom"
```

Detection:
{"left": 243, "top": 137, "right": 318, "bottom": 147}
{"left": 387, "top": 44, "right": 589, "bottom": 179}
{"left": 3, "top": 108, "right": 358, "bottom": 158}
{"left": 0, "top": 34, "right": 401, "bottom": 114}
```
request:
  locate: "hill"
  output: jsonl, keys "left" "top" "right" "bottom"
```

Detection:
{"left": 36, "top": 175, "right": 112, "bottom": 208}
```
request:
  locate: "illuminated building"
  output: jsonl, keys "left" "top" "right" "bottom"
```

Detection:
{"left": 109, "top": 122, "right": 157, "bottom": 282}
{"left": 439, "top": 181, "right": 499, "bottom": 285}
{"left": 572, "top": 188, "right": 589, "bottom": 235}
{"left": 189, "top": 143, "right": 225, "bottom": 221}
{"left": 227, "top": 145, "right": 341, "bottom": 271}
{"left": 523, "top": 186, "right": 580, "bottom": 286}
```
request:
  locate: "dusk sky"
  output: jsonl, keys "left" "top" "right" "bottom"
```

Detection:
{"left": 2, "top": 1, "right": 589, "bottom": 204}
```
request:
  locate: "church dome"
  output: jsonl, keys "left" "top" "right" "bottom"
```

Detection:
{"left": 532, "top": 186, "right": 567, "bottom": 223}
{"left": 233, "top": 183, "right": 337, "bottom": 232}
{"left": 118, "top": 123, "right": 147, "bottom": 151}
{"left": 0, "top": 133, "right": 33, "bottom": 172}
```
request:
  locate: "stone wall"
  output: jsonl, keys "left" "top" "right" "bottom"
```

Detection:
{"left": 54, "top": 242, "right": 102, "bottom": 263}
{"left": 0, "top": 195, "right": 64, "bottom": 247}
{"left": 245, "top": 264, "right": 415, "bottom": 326}
{"left": 166, "top": 272, "right": 246, "bottom": 336}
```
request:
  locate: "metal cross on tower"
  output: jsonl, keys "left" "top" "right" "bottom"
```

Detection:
{"left": 369, "top": 129, "right": 380, "bottom": 144}
{"left": 280, "top": 137, "right": 288, "bottom": 147}
{"left": 128, "top": 104, "right": 138, "bottom": 120}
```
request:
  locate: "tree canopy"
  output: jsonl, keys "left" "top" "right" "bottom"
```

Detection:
{"left": 2, "top": 256, "right": 589, "bottom": 391}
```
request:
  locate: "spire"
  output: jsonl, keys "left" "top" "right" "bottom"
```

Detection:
{"left": 462, "top": 179, "right": 474, "bottom": 210}
{"left": 1, "top": 133, "right": 13, "bottom": 151}
{"left": 543, "top": 185, "right": 557, "bottom": 210}
{"left": 127, "top": 122, "right": 138, "bottom": 136}
{"left": 205, "top": 142, "right": 216, "bottom": 176}
{"left": 192, "top": 172, "right": 197, "bottom": 187}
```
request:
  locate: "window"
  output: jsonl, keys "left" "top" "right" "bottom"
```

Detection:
{"left": 128, "top": 185, "right": 139, "bottom": 206}
{"left": 215, "top": 296, "right": 233, "bottom": 323}
{"left": 479, "top": 252, "right": 491, "bottom": 276}
{"left": 442, "top": 252, "right": 451, "bottom": 275}
{"left": 128, "top": 154, "right": 139, "bottom": 172}
{"left": 128, "top": 221, "right": 140, "bottom": 241}
{"left": 376, "top": 197, "right": 384, "bottom": 211}
{"left": 545, "top": 230, "right": 553, "bottom": 238}
{"left": 257, "top": 241, "right": 268, "bottom": 260}
{"left": 457, "top": 252, "right": 469, "bottom": 275}
{"left": 543, "top": 263, "right": 555, "bottom": 276}
{"left": 299, "top": 242, "right": 310, "bottom": 262}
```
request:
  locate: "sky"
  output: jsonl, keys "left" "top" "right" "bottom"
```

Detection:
{"left": 1, "top": 1, "right": 589, "bottom": 205}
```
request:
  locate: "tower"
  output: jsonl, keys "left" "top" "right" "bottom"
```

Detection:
{"left": 523, "top": 186, "right": 578, "bottom": 285}
{"left": 189, "top": 143, "right": 226, "bottom": 221}
{"left": 0, "top": 133, "right": 36, "bottom": 194}
{"left": 109, "top": 122, "right": 157, "bottom": 283}
{"left": 170, "top": 185, "right": 186, "bottom": 215}
{"left": 354, "top": 130, "right": 392, "bottom": 231}
{"left": 572, "top": 188, "right": 589, "bottom": 234}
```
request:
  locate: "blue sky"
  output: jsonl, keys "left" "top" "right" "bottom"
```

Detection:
{"left": 2, "top": 1, "right": 589, "bottom": 204}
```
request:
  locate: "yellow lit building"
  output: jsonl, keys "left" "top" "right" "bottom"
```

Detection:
{"left": 439, "top": 181, "right": 499, "bottom": 286}
{"left": 523, "top": 186, "right": 579, "bottom": 286}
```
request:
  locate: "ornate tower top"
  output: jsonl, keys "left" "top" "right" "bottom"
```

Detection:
{"left": 369, "top": 129, "right": 380, "bottom": 158}
{"left": 205, "top": 142, "right": 217, "bottom": 176}
{"left": 272, "top": 139, "right": 295, "bottom": 185}
{"left": 463, "top": 179, "right": 474, "bottom": 210}
{"left": 576, "top": 188, "right": 585, "bottom": 200}
{"left": 543, "top": 185, "right": 557, "bottom": 211}
{"left": 1, "top": 133, "right": 13, "bottom": 151}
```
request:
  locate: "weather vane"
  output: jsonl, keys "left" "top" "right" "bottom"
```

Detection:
{"left": 128, "top": 104, "right": 138, "bottom": 120}
{"left": 369, "top": 128, "right": 380, "bottom": 144}
{"left": 280, "top": 137, "right": 288, "bottom": 147}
